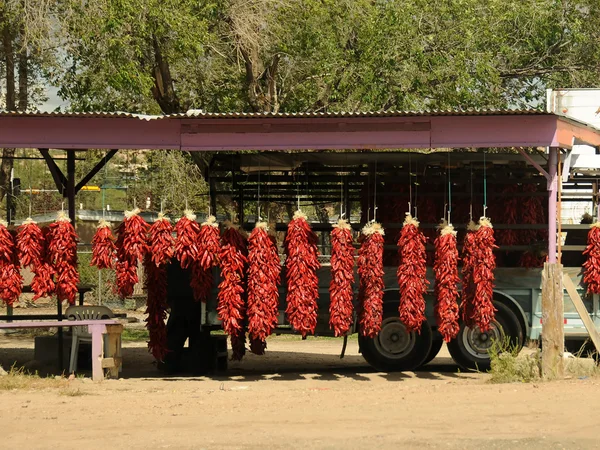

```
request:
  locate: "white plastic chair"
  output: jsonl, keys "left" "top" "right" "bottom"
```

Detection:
{"left": 65, "top": 305, "right": 115, "bottom": 373}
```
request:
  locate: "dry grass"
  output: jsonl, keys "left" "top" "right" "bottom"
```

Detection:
{"left": 0, "top": 366, "right": 69, "bottom": 391}
{"left": 488, "top": 338, "right": 600, "bottom": 384}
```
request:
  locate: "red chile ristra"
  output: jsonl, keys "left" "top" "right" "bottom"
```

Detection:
{"left": 329, "top": 219, "right": 355, "bottom": 337}
{"left": 16, "top": 217, "right": 44, "bottom": 270}
{"left": 143, "top": 254, "right": 169, "bottom": 361}
{"left": 397, "top": 214, "right": 429, "bottom": 333}
{"left": 148, "top": 213, "right": 175, "bottom": 267}
{"left": 471, "top": 217, "right": 498, "bottom": 332}
{"left": 174, "top": 210, "right": 201, "bottom": 269}
{"left": 460, "top": 220, "right": 478, "bottom": 327}
{"left": 17, "top": 218, "right": 54, "bottom": 301}
{"left": 358, "top": 222, "right": 385, "bottom": 338}
{"left": 115, "top": 208, "right": 148, "bottom": 299}
{"left": 217, "top": 224, "right": 248, "bottom": 360}
{"left": 191, "top": 215, "right": 220, "bottom": 302}
{"left": 91, "top": 219, "right": 116, "bottom": 270}
{"left": 583, "top": 222, "right": 600, "bottom": 294}
{"left": 48, "top": 211, "right": 80, "bottom": 305}
{"left": 31, "top": 227, "right": 55, "bottom": 300}
{"left": 0, "top": 221, "right": 22, "bottom": 306}
{"left": 285, "top": 210, "right": 321, "bottom": 338}
{"left": 247, "top": 222, "right": 281, "bottom": 355}
{"left": 433, "top": 222, "right": 460, "bottom": 342}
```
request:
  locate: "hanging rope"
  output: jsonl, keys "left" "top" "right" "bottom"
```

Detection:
{"left": 483, "top": 151, "right": 488, "bottom": 217}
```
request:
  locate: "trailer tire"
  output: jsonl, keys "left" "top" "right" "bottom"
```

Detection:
{"left": 447, "top": 302, "right": 523, "bottom": 372}
{"left": 359, "top": 315, "right": 433, "bottom": 372}
{"left": 419, "top": 336, "right": 444, "bottom": 367}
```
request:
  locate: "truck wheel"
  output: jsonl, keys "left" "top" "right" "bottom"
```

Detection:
{"left": 447, "top": 302, "right": 523, "bottom": 372}
{"left": 419, "top": 336, "right": 444, "bottom": 367}
{"left": 359, "top": 316, "right": 433, "bottom": 372}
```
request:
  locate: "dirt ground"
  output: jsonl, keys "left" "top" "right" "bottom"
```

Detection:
{"left": 1, "top": 308, "right": 599, "bottom": 449}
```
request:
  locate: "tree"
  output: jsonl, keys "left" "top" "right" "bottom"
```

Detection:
{"left": 0, "top": 0, "right": 57, "bottom": 204}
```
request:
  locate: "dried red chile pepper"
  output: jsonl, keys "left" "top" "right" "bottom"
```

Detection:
{"left": 31, "top": 226, "right": 55, "bottom": 300}
{"left": 520, "top": 183, "right": 546, "bottom": 268}
{"left": 115, "top": 208, "right": 148, "bottom": 299}
{"left": 329, "top": 219, "right": 355, "bottom": 337}
{"left": 191, "top": 215, "right": 220, "bottom": 302}
{"left": 583, "top": 223, "right": 600, "bottom": 294}
{"left": 358, "top": 222, "right": 385, "bottom": 338}
{"left": 460, "top": 221, "right": 477, "bottom": 326}
{"left": 148, "top": 213, "right": 174, "bottom": 267}
{"left": 143, "top": 254, "right": 169, "bottom": 361}
{"left": 471, "top": 218, "right": 497, "bottom": 332}
{"left": 0, "top": 222, "right": 22, "bottom": 306}
{"left": 433, "top": 223, "right": 460, "bottom": 342}
{"left": 174, "top": 210, "right": 201, "bottom": 269}
{"left": 48, "top": 212, "right": 80, "bottom": 305}
{"left": 217, "top": 224, "right": 248, "bottom": 360}
{"left": 247, "top": 222, "right": 281, "bottom": 354}
{"left": 91, "top": 219, "right": 116, "bottom": 270}
{"left": 285, "top": 210, "right": 320, "bottom": 338}
{"left": 397, "top": 214, "right": 428, "bottom": 333}
{"left": 16, "top": 218, "right": 44, "bottom": 270}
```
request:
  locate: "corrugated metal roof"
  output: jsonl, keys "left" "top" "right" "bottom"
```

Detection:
{"left": 178, "top": 108, "right": 549, "bottom": 119}
{"left": 0, "top": 108, "right": 549, "bottom": 120}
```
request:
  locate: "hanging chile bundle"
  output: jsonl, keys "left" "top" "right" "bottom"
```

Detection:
{"left": 16, "top": 218, "right": 44, "bottom": 270}
{"left": 583, "top": 222, "right": 600, "bottom": 294}
{"left": 143, "top": 214, "right": 175, "bottom": 361}
{"left": 148, "top": 213, "right": 174, "bottom": 267}
{"left": 143, "top": 255, "right": 169, "bottom": 361}
{"left": 48, "top": 211, "right": 80, "bottom": 304}
{"left": 217, "top": 224, "right": 248, "bottom": 360}
{"left": 0, "top": 221, "right": 22, "bottom": 306}
{"left": 520, "top": 183, "right": 546, "bottom": 268}
{"left": 471, "top": 217, "right": 498, "bottom": 331}
{"left": 460, "top": 220, "right": 478, "bottom": 326}
{"left": 329, "top": 219, "right": 355, "bottom": 337}
{"left": 91, "top": 219, "right": 116, "bottom": 270}
{"left": 174, "top": 210, "right": 200, "bottom": 269}
{"left": 397, "top": 214, "right": 429, "bottom": 333}
{"left": 191, "top": 215, "right": 220, "bottom": 302}
{"left": 247, "top": 222, "right": 281, "bottom": 354}
{"left": 498, "top": 185, "right": 519, "bottom": 247}
{"left": 115, "top": 208, "right": 148, "bottom": 299}
{"left": 31, "top": 227, "right": 55, "bottom": 300}
{"left": 433, "top": 222, "right": 460, "bottom": 342}
{"left": 358, "top": 222, "right": 385, "bottom": 338}
{"left": 284, "top": 210, "right": 321, "bottom": 338}
{"left": 16, "top": 218, "right": 54, "bottom": 300}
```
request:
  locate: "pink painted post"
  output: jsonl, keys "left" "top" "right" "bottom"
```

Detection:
{"left": 547, "top": 148, "right": 558, "bottom": 263}
{"left": 88, "top": 323, "right": 107, "bottom": 381}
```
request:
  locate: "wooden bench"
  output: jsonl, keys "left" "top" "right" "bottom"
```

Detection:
{"left": 0, "top": 319, "right": 123, "bottom": 381}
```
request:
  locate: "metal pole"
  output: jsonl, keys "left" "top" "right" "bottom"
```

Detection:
{"left": 548, "top": 148, "right": 558, "bottom": 263}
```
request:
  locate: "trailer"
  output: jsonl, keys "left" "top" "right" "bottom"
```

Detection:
{"left": 199, "top": 150, "right": 600, "bottom": 371}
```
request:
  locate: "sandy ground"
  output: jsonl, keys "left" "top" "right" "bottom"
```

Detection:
{"left": 1, "top": 307, "right": 599, "bottom": 449}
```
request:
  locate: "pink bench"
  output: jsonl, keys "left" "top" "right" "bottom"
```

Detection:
{"left": 0, "top": 319, "right": 123, "bottom": 381}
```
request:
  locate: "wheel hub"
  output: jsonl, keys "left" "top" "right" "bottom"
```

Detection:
{"left": 463, "top": 322, "right": 504, "bottom": 357}
{"left": 374, "top": 318, "right": 416, "bottom": 359}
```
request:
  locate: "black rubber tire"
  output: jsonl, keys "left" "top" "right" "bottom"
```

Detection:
{"left": 420, "top": 336, "right": 444, "bottom": 367}
{"left": 447, "top": 302, "right": 523, "bottom": 372}
{"left": 359, "top": 314, "right": 433, "bottom": 372}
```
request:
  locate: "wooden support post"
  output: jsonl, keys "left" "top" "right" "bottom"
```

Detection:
{"left": 563, "top": 274, "right": 600, "bottom": 353}
{"left": 102, "top": 324, "right": 123, "bottom": 379}
{"left": 541, "top": 262, "right": 564, "bottom": 379}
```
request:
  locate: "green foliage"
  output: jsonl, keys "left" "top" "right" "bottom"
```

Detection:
{"left": 53, "top": 0, "right": 600, "bottom": 115}
{"left": 488, "top": 337, "right": 541, "bottom": 384}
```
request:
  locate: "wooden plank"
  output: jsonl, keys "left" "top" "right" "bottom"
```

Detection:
{"left": 88, "top": 323, "right": 107, "bottom": 382}
{"left": 541, "top": 263, "right": 565, "bottom": 380}
{"left": 563, "top": 274, "right": 600, "bottom": 353}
